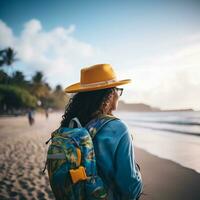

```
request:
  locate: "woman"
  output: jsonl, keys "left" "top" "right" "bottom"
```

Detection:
{"left": 60, "top": 64, "right": 143, "bottom": 200}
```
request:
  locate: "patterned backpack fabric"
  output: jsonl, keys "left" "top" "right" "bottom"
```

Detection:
{"left": 46, "top": 115, "right": 117, "bottom": 200}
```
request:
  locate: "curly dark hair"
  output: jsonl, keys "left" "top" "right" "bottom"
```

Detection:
{"left": 60, "top": 87, "right": 116, "bottom": 127}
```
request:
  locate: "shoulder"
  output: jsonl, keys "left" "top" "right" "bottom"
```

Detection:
{"left": 94, "top": 118, "right": 134, "bottom": 162}
{"left": 100, "top": 118, "right": 130, "bottom": 139}
{"left": 106, "top": 118, "right": 128, "bottom": 130}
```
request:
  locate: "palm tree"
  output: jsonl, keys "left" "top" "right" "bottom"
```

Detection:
{"left": 32, "top": 71, "right": 44, "bottom": 84}
{"left": 55, "top": 84, "right": 62, "bottom": 92}
{"left": 52, "top": 84, "right": 69, "bottom": 109}
{"left": 0, "top": 70, "right": 9, "bottom": 84}
{"left": 31, "top": 71, "right": 51, "bottom": 108}
{"left": 0, "top": 47, "right": 17, "bottom": 67}
{"left": 0, "top": 47, "right": 18, "bottom": 84}
{"left": 0, "top": 49, "right": 5, "bottom": 66}
{"left": 11, "top": 71, "right": 29, "bottom": 88}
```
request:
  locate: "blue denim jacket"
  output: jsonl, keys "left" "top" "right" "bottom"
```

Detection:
{"left": 93, "top": 119, "right": 143, "bottom": 200}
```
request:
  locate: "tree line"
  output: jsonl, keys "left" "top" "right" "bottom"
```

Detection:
{"left": 0, "top": 47, "right": 69, "bottom": 115}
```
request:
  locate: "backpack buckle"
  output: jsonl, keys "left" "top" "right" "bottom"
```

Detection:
{"left": 70, "top": 166, "right": 88, "bottom": 184}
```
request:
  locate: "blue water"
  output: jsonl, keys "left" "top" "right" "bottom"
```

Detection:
{"left": 116, "top": 111, "right": 200, "bottom": 136}
{"left": 115, "top": 111, "right": 200, "bottom": 173}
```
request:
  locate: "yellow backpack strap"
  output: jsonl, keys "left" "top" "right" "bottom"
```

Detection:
{"left": 76, "top": 148, "right": 81, "bottom": 166}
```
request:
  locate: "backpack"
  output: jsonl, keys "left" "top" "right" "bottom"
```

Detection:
{"left": 44, "top": 115, "right": 117, "bottom": 200}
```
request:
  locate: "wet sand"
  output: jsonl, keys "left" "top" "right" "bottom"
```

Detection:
{"left": 136, "top": 148, "right": 200, "bottom": 200}
{"left": 0, "top": 112, "right": 200, "bottom": 200}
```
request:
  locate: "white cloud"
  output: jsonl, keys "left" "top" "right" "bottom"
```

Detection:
{"left": 0, "top": 20, "right": 15, "bottom": 47}
{"left": 0, "top": 19, "right": 96, "bottom": 86}
{"left": 120, "top": 39, "right": 200, "bottom": 110}
{"left": 0, "top": 19, "right": 199, "bottom": 110}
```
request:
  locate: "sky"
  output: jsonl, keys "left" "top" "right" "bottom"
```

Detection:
{"left": 0, "top": 0, "right": 200, "bottom": 110}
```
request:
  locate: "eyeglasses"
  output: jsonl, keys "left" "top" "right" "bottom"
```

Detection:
{"left": 114, "top": 88, "right": 123, "bottom": 96}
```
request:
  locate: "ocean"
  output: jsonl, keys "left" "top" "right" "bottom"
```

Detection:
{"left": 115, "top": 111, "right": 200, "bottom": 173}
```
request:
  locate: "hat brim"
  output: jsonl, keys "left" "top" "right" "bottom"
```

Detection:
{"left": 64, "top": 79, "right": 131, "bottom": 93}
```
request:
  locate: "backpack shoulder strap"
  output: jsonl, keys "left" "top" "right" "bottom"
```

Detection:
{"left": 85, "top": 115, "right": 118, "bottom": 139}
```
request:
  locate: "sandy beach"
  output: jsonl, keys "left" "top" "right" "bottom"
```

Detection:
{"left": 0, "top": 112, "right": 200, "bottom": 200}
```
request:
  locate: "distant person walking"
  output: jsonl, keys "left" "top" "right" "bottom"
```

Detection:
{"left": 27, "top": 109, "right": 34, "bottom": 126}
{"left": 45, "top": 109, "right": 49, "bottom": 119}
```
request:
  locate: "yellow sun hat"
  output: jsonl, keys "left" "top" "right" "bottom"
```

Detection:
{"left": 64, "top": 64, "right": 131, "bottom": 93}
